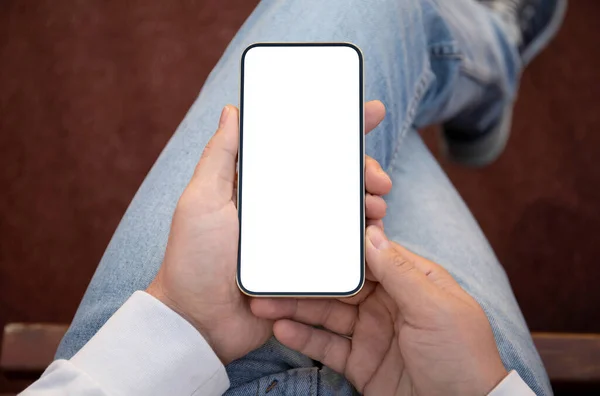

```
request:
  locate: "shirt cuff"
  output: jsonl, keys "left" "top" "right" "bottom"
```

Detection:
{"left": 488, "top": 370, "right": 535, "bottom": 396}
{"left": 70, "top": 291, "right": 229, "bottom": 396}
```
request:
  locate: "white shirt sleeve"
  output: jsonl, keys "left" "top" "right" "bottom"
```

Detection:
{"left": 22, "top": 291, "right": 230, "bottom": 396}
{"left": 488, "top": 370, "right": 536, "bottom": 396}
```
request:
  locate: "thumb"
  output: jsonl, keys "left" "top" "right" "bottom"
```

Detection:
{"left": 365, "top": 226, "right": 437, "bottom": 317}
{"left": 192, "top": 105, "right": 239, "bottom": 200}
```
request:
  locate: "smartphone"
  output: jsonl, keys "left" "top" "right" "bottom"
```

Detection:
{"left": 237, "top": 43, "right": 364, "bottom": 297}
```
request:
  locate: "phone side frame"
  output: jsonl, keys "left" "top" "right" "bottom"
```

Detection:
{"left": 236, "top": 42, "right": 365, "bottom": 298}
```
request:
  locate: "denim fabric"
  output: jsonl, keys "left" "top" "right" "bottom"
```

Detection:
{"left": 55, "top": 0, "right": 551, "bottom": 394}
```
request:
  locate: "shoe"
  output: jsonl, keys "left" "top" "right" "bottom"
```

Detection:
{"left": 440, "top": 0, "right": 568, "bottom": 167}
{"left": 481, "top": 0, "right": 569, "bottom": 64}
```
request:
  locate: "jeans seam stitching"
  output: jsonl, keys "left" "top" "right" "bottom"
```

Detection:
{"left": 388, "top": 69, "right": 434, "bottom": 174}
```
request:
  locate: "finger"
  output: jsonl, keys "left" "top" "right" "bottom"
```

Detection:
{"left": 367, "top": 218, "right": 384, "bottom": 231}
{"left": 192, "top": 105, "right": 238, "bottom": 199}
{"left": 251, "top": 298, "right": 357, "bottom": 336}
{"left": 274, "top": 319, "right": 351, "bottom": 374}
{"left": 365, "top": 100, "right": 386, "bottom": 134}
{"left": 365, "top": 266, "right": 377, "bottom": 282}
{"left": 337, "top": 279, "right": 377, "bottom": 305}
{"left": 365, "top": 225, "right": 438, "bottom": 317}
{"left": 365, "top": 156, "right": 392, "bottom": 196}
{"left": 366, "top": 193, "right": 387, "bottom": 219}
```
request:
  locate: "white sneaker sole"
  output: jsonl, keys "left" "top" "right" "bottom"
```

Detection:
{"left": 521, "top": 0, "right": 569, "bottom": 65}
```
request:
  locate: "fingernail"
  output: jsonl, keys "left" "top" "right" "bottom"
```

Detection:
{"left": 367, "top": 226, "right": 390, "bottom": 250}
{"left": 219, "top": 106, "right": 230, "bottom": 128}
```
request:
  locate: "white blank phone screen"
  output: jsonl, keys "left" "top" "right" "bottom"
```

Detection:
{"left": 239, "top": 44, "right": 363, "bottom": 295}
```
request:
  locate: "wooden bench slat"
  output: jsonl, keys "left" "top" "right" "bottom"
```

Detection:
{"left": 2, "top": 324, "right": 600, "bottom": 384}
{"left": 532, "top": 332, "right": 600, "bottom": 382}
{"left": 1, "top": 324, "right": 68, "bottom": 372}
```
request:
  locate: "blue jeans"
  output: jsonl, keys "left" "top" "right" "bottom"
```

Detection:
{"left": 56, "top": 0, "right": 551, "bottom": 394}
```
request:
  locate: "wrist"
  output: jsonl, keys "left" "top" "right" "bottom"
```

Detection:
{"left": 479, "top": 363, "right": 509, "bottom": 395}
{"left": 146, "top": 280, "right": 231, "bottom": 364}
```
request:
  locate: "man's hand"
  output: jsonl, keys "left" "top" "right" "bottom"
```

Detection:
{"left": 147, "top": 101, "right": 392, "bottom": 364}
{"left": 251, "top": 226, "right": 508, "bottom": 395}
